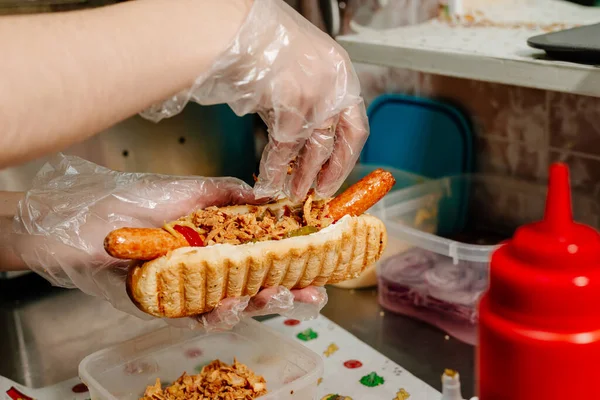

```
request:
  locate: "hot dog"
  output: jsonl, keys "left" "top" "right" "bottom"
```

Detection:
{"left": 328, "top": 168, "right": 395, "bottom": 221}
{"left": 104, "top": 228, "right": 187, "bottom": 261}
{"left": 106, "top": 169, "right": 395, "bottom": 318}
{"left": 105, "top": 169, "right": 395, "bottom": 261}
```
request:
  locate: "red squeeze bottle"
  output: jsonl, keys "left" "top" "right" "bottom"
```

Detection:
{"left": 477, "top": 163, "right": 600, "bottom": 399}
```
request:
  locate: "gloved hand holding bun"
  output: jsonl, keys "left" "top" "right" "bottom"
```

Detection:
{"left": 6, "top": 155, "right": 327, "bottom": 329}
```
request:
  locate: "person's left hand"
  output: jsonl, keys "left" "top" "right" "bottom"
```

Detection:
{"left": 7, "top": 154, "right": 327, "bottom": 328}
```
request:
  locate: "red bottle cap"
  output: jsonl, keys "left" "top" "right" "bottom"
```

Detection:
{"left": 488, "top": 163, "right": 600, "bottom": 331}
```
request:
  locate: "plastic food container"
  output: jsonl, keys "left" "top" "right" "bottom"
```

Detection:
{"left": 376, "top": 174, "right": 600, "bottom": 345}
{"left": 331, "top": 163, "right": 428, "bottom": 289}
{"left": 79, "top": 318, "right": 323, "bottom": 400}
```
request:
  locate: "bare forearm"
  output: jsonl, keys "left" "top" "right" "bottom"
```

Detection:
{"left": 0, "top": 192, "right": 26, "bottom": 271}
{"left": 0, "top": 192, "right": 22, "bottom": 218}
{"left": 0, "top": 230, "right": 26, "bottom": 271}
{"left": 0, "top": 0, "right": 251, "bottom": 169}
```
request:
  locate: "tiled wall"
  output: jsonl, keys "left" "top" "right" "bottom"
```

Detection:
{"left": 420, "top": 75, "right": 600, "bottom": 197}
{"left": 348, "top": 65, "right": 600, "bottom": 228}
{"left": 419, "top": 74, "right": 600, "bottom": 228}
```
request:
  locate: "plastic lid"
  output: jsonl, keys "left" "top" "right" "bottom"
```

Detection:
{"left": 488, "top": 163, "right": 600, "bottom": 330}
{"left": 363, "top": 94, "right": 474, "bottom": 236}
{"left": 363, "top": 94, "right": 473, "bottom": 179}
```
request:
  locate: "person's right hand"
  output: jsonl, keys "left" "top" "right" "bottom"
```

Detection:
{"left": 141, "top": 0, "right": 369, "bottom": 202}
{"left": 7, "top": 154, "right": 327, "bottom": 328}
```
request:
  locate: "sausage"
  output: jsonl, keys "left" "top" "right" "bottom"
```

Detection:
{"left": 104, "top": 228, "right": 187, "bottom": 260}
{"left": 104, "top": 169, "right": 395, "bottom": 260}
{"left": 327, "top": 168, "right": 396, "bottom": 222}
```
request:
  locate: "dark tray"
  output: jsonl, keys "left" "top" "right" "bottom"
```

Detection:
{"left": 563, "top": 0, "right": 598, "bottom": 6}
{"left": 528, "top": 22, "right": 600, "bottom": 64}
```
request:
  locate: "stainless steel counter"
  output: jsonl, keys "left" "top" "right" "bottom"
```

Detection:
{"left": 0, "top": 275, "right": 474, "bottom": 397}
{"left": 0, "top": 274, "right": 166, "bottom": 388}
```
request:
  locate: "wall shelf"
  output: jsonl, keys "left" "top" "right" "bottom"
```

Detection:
{"left": 338, "top": 0, "right": 600, "bottom": 97}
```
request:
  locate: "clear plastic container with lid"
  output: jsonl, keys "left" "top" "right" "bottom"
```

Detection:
{"left": 79, "top": 318, "right": 323, "bottom": 400}
{"left": 375, "top": 173, "right": 600, "bottom": 345}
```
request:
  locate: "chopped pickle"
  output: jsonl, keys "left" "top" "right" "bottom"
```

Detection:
{"left": 285, "top": 226, "right": 319, "bottom": 238}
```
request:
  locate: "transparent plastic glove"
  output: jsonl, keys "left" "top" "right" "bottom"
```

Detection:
{"left": 8, "top": 154, "right": 326, "bottom": 327}
{"left": 166, "top": 286, "right": 328, "bottom": 331}
{"left": 141, "top": 0, "right": 369, "bottom": 201}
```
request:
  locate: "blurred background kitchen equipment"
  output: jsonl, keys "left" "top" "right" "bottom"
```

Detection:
{"left": 0, "top": 103, "right": 255, "bottom": 191}
{"left": 318, "top": 0, "right": 341, "bottom": 36}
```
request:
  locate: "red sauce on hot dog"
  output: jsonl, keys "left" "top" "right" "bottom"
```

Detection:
{"left": 173, "top": 225, "right": 205, "bottom": 247}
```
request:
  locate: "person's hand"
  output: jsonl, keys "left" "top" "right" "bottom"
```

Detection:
{"left": 168, "top": 286, "right": 327, "bottom": 331}
{"left": 141, "top": 0, "right": 369, "bottom": 201}
{"left": 7, "top": 154, "right": 327, "bottom": 327}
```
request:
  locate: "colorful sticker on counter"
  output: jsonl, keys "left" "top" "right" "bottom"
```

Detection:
{"left": 284, "top": 319, "right": 301, "bottom": 326}
{"left": 297, "top": 328, "right": 318, "bottom": 341}
{"left": 71, "top": 383, "right": 88, "bottom": 393}
{"left": 323, "top": 343, "right": 339, "bottom": 357}
{"left": 359, "top": 372, "right": 385, "bottom": 388}
{"left": 321, "top": 395, "right": 353, "bottom": 400}
{"left": 395, "top": 388, "right": 410, "bottom": 400}
{"left": 343, "top": 360, "right": 363, "bottom": 369}
{"left": 6, "top": 387, "right": 34, "bottom": 400}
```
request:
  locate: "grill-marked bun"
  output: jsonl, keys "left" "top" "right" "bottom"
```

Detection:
{"left": 127, "top": 214, "right": 386, "bottom": 318}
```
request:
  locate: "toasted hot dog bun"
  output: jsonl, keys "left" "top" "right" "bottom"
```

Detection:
{"left": 109, "top": 168, "right": 395, "bottom": 318}
{"left": 127, "top": 213, "right": 386, "bottom": 318}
